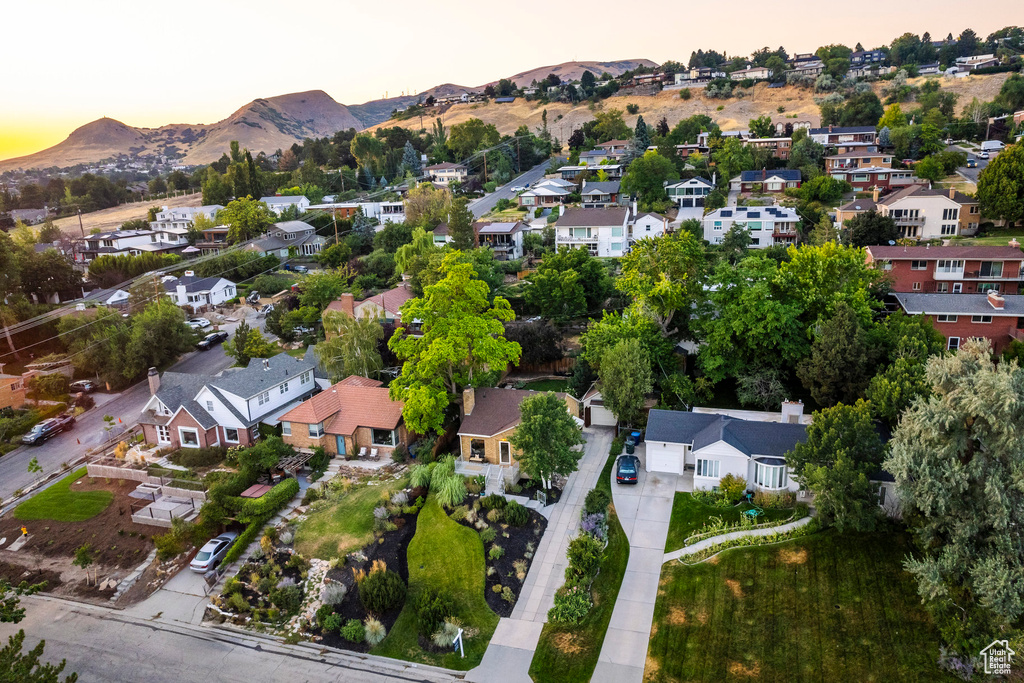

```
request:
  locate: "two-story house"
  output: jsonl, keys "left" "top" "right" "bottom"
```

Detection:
{"left": 730, "top": 169, "right": 802, "bottom": 193}
{"left": 865, "top": 244, "right": 1024, "bottom": 295}
{"left": 825, "top": 151, "right": 893, "bottom": 172}
{"left": 828, "top": 166, "right": 921, "bottom": 191}
{"left": 260, "top": 195, "right": 310, "bottom": 216}
{"left": 163, "top": 271, "right": 238, "bottom": 308}
{"left": 0, "top": 373, "right": 26, "bottom": 411}
{"left": 559, "top": 164, "right": 623, "bottom": 181}
{"left": 279, "top": 376, "right": 406, "bottom": 459}
{"left": 149, "top": 205, "right": 223, "bottom": 249}
{"left": 425, "top": 162, "right": 468, "bottom": 186}
{"left": 893, "top": 290, "right": 1024, "bottom": 353}
{"left": 703, "top": 206, "right": 800, "bottom": 248}
{"left": 729, "top": 66, "right": 771, "bottom": 81}
{"left": 249, "top": 220, "right": 326, "bottom": 258}
{"left": 77, "top": 230, "right": 162, "bottom": 263}
{"left": 554, "top": 207, "right": 630, "bottom": 257}
{"left": 850, "top": 49, "right": 885, "bottom": 65}
{"left": 579, "top": 180, "right": 622, "bottom": 208}
{"left": 874, "top": 185, "right": 973, "bottom": 240}
{"left": 744, "top": 137, "right": 792, "bottom": 160}
{"left": 139, "top": 355, "right": 319, "bottom": 450}
{"left": 632, "top": 213, "right": 670, "bottom": 239}
{"left": 517, "top": 178, "right": 575, "bottom": 208}
{"left": 666, "top": 177, "right": 714, "bottom": 208}
{"left": 673, "top": 67, "right": 727, "bottom": 86}
{"left": 195, "top": 223, "right": 231, "bottom": 255}
{"left": 475, "top": 221, "right": 525, "bottom": 261}
{"left": 808, "top": 125, "right": 877, "bottom": 146}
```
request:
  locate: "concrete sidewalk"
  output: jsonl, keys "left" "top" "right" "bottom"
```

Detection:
{"left": 663, "top": 515, "right": 814, "bottom": 563}
{"left": 466, "top": 427, "right": 612, "bottom": 683}
{"left": 592, "top": 446, "right": 678, "bottom": 683}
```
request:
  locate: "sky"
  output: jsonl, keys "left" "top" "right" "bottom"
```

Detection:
{"left": 0, "top": 0, "right": 1018, "bottom": 161}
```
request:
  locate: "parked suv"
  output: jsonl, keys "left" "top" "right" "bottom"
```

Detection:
{"left": 21, "top": 414, "right": 75, "bottom": 445}
{"left": 196, "top": 331, "right": 229, "bottom": 350}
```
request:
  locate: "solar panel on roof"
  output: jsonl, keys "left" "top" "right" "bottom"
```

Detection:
{"left": 721, "top": 210, "right": 732, "bottom": 217}
{"left": 748, "top": 211, "right": 760, "bottom": 218}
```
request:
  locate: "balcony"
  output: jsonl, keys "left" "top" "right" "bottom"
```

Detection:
{"left": 934, "top": 269, "right": 966, "bottom": 281}
{"left": 559, "top": 234, "right": 599, "bottom": 244}
{"left": 891, "top": 216, "right": 925, "bottom": 226}
{"left": 964, "top": 269, "right": 1024, "bottom": 280}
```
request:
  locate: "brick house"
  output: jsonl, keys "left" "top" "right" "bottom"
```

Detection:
{"left": 743, "top": 137, "right": 792, "bottom": 161}
{"left": 324, "top": 283, "right": 415, "bottom": 330}
{"left": 825, "top": 150, "right": 893, "bottom": 172}
{"left": 828, "top": 166, "right": 921, "bottom": 191}
{"left": 866, "top": 244, "right": 1024, "bottom": 295}
{"left": 893, "top": 291, "right": 1024, "bottom": 353}
{"left": 139, "top": 356, "right": 319, "bottom": 450}
{"left": 0, "top": 374, "right": 26, "bottom": 411}
{"left": 279, "top": 376, "right": 407, "bottom": 458}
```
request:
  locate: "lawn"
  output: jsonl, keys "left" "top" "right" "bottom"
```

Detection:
{"left": 665, "top": 492, "right": 794, "bottom": 553}
{"left": 14, "top": 468, "right": 113, "bottom": 522}
{"left": 294, "top": 478, "right": 406, "bottom": 560}
{"left": 529, "top": 447, "right": 630, "bottom": 683}
{"left": 647, "top": 531, "right": 955, "bottom": 683}
{"left": 521, "top": 379, "right": 570, "bottom": 393}
{"left": 373, "top": 494, "right": 499, "bottom": 670}
{"left": 957, "top": 230, "right": 1024, "bottom": 246}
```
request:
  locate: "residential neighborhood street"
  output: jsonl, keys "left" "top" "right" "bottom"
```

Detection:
{"left": 948, "top": 143, "right": 996, "bottom": 184}
{"left": 469, "top": 161, "right": 553, "bottom": 218}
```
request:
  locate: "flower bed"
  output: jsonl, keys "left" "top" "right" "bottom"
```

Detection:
{"left": 678, "top": 518, "right": 820, "bottom": 565}
{"left": 511, "top": 478, "right": 562, "bottom": 506}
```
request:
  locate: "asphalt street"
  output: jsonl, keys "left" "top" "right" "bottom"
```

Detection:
{"left": 469, "top": 161, "right": 553, "bottom": 218}
{"left": 948, "top": 143, "right": 997, "bottom": 184}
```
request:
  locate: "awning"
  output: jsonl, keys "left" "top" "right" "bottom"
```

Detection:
{"left": 754, "top": 457, "right": 787, "bottom": 467}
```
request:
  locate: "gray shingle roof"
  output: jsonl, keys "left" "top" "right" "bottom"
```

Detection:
{"left": 163, "top": 274, "right": 230, "bottom": 293}
{"left": 581, "top": 181, "right": 620, "bottom": 195}
{"left": 894, "top": 293, "right": 1024, "bottom": 316}
{"left": 556, "top": 207, "right": 629, "bottom": 227}
{"left": 646, "top": 409, "right": 808, "bottom": 457}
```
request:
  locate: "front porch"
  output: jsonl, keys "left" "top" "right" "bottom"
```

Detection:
{"left": 455, "top": 454, "right": 520, "bottom": 495}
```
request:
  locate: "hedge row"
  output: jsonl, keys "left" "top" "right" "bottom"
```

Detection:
{"left": 221, "top": 478, "right": 300, "bottom": 566}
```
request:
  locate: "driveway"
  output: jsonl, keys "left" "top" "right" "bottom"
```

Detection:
{"left": 469, "top": 160, "right": 555, "bottom": 218}
{"left": 592, "top": 442, "right": 678, "bottom": 683}
{"left": 948, "top": 143, "right": 997, "bottom": 184}
{"left": 124, "top": 564, "right": 213, "bottom": 625}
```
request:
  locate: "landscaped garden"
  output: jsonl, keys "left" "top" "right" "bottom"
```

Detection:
{"left": 646, "top": 531, "right": 956, "bottom": 682}
{"left": 665, "top": 488, "right": 803, "bottom": 553}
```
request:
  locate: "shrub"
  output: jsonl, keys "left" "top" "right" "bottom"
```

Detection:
{"left": 410, "top": 463, "right": 434, "bottom": 489}
{"left": 228, "top": 592, "right": 250, "bottom": 613}
{"left": 513, "top": 559, "right": 528, "bottom": 581}
{"left": 415, "top": 587, "right": 455, "bottom": 637}
{"left": 465, "top": 476, "right": 483, "bottom": 495}
{"left": 320, "top": 580, "right": 347, "bottom": 606}
{"left": 170, "top": 446, "right": 226, "bottom": 469}
{"left": 548, "top": 584, "right": 591, "bottom": 624}
{"left": 625, "top": 103, "right": 640, "bottom": 114}
{"left": 565, "top": 533, "right": 603, "bottom": 584}
{"left": 580, "top": 512, "right": 608, "bottom": 541}
{"left": 720, "top": 474, "right": 747, "bottom": 503}
{"left": 278, "top": 530, "right": 294, "bottom": 545}
{"left": 390, "top": 491, "right": 409, "bottom": 506}
{"left": 358, "top": 568, "right": 407, "bottom": 615}
{"left": 534, "top": 207, "right": 545, "bottom": 218}
{"left": 449, "top": 505, "right": 468, "bottom": 522}
{"left": 692, "top": 488, "right": 731, "bottom": 507}
{"left": 753, "top": 489, "right": 796, "bottom": 509}
{"left": 489, "top": 544, "right": 505, "bottom": 561}
{"left": 479, "top": 527, "right": 497, "bottom": 543}
{"left": 431, "top": 620, "right": 462, "bottom": 649}
{"left": 501, "top": 586, "right": 515, "bottom": 603}
{"left": 391, "top": 444, "right": 408, "bottom": 463}
{"left": 364, "top": 617, "right": 387, "bottom": 646}
{"left": 609, "top": 434, "right": 625, "bottom": 457}
{"left": 341, "top": 618, "right": 365, "bottom": 643}
{"left": 492, "top": 583, "right": 503, "bottom": 593}
{"left": 583, "top": 488, "right": 610, "bottom": 515}
{"left": 153, "top": 533, "right": 186, "bottom": 561}
{"left": 322, "top": 613, "right": 343, "bottom": 632}
{"left": 480, "top": 493, "right": 506, "bottom": 510}
{"left": 435, "top": 473, "right": 467, "bottom": 509}
{"left": 680, "top": 88, "right": 691, "bottom": 100}
{"left": 315, "top": 604, "right": 334, "bottom": 625}
{"left": 486, "top": 508, "right": 504, "bottom": 523}
{"left": 236, "top": 478, "right": 300, "bottom": 523}
{"left": 269, "top": 585, "right": 302, "bottom": 615}
{"left": 504, "top": 500, "right": 529, "bottom": 527}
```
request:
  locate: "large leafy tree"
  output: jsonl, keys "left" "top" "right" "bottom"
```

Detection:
{"left": 797, "top": 302, "right": 876, "bottom": 407}
{"left": 579, "top": 307, "right": 675, "bottom": 373}
{"left": 218, "top": 197, "right": 274, "bottom": 244}
{"left": 123, "top": 300, "right": 195, "bottom": 380}
{"left": 509, "top": 393, "right": 585, "bottom": 489}
{"left": 616, "top": 232, "right": 705, "bottom": 336}
{"left": 447, "top": 118, "right": 499, "bottom": 159}
{"left": 885, "top": 339, "right": 1024, "bottom": 652}
{"left": 389, "top": 252, "right": 521, "bottom": 434}
{"left": 844, "top": 210, "right": 900, "bottom": 248}
{"left": 525, "top": 267, "right": 585, "bottom": 321}
{"left": 977, "top": 142, "right": 1024, "bottom": 226}
{"left": 620, "top": 150, "right": 678, "bottom": 209}
{"left": 317, "top": 311, "right": 384, "bottom": 381}
{"left": 297, "top": 268, "right": 353, "bottom": 312}
{"left": 528, "top": 246, "right": 610, "bottom": 313}
{"left": 597, "top": 338, "right": 653, "bottom": 425}
{"left": 788, "top": 400, "right": 884, "bottom": 532}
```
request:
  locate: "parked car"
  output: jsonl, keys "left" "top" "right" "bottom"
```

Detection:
{"left": 616, "top": 455, "right": 640, "bottom": 485}
{"left": 967, "top": 158, "right": 978, "bottom": 168}
{"left": 21, "top": 414, "right": 75, "bottom": 445}
{"left": 196, "top": 331, "right": 229, "bottom": 350}
{"left": 509, "top": 185, "right": 526, "bottom": 193}
{"left": 284, "top": 264, "right": 308, "bottom": 274}
{"left": 978, "top": 151, "right": 990, "bottom": 159}
{"left": 189, "top": 532, "right": 239, "bottom": 573}
{"left": 69, "top": 380, "right": 97, "bottom": 394}
{"left": 187, "top": 318, "right": 212, "bottom": 330}
{"left": 258, "top": 303, "right": 274, "bottom": 317}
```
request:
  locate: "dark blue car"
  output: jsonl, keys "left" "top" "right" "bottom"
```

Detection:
{"left": 616, "top": 455, "right": 640, "bottom": 485}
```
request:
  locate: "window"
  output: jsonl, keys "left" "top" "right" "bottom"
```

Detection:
{"left": 225, "top": 427, "right": 239, "bottom": 443}
{"left": 179, "top": 428, "right": 200, "bottom": 448}
{"left": 301, "top": 371, "right": 311, "bottom": 385}
{"left": 941, "top": 224, "right": 957, "bottom": 236}
{"left": 754, "top": 462, "right": 787, "bottom": 489}
{"left": 281, "top": 422, "right": 291, "bottom": 436}
{"left": 978, "top": 283, "right": 1000, "bottom": 293}
{"left": 309, "top": 422, "right": 324, "bottom": 438}
{"left": 611, "top": 226, "right": 623, "bottom": 237}
{"left": 372, "top": 429, "right": 396, "bottom": 446}
{"left": 499, "top": 441, "right": 512, "bottom": 464}
{"left": 469, "top": 439, "right": 485, "bottom": 460}
{"left": 572, "top": 227, "right": 591, "bottom": 238}
{"left": 952, "top": 283, "right": 962, "bottom": 293}
{"left": 947, "top": 337, "right": 961, "bottom": 351}
{"left": 971, "top": 315, "right": 992, "bottom": 324}
{"left": 257, "top": 391, "right": 270, "bottom": 406}
{"left": 751, "top": 237, "right": 760, "bottom": 246}
{"left": 610, "top": 242, "right": 622, "bottom": 252}
{"left": 942, "top": 208, "right": 959, "bottom": 220}
{"left": 936, "top": 259, "right": 964, "bottom": 273}
{"left": 936, "top": 314, "right": 958, "bottom": 323}
{"left": 695, "top": 459, "right": 720, "bottom": 478}
{"left": 853, "top": 174, "right": 868, "bottom": 182}
{"left": 912, "top": 282, "right": 921, "bottom": 291}
{"left": 979, "top": 262, "right": 1003, "bottom": 277}
{"left": 881, "top": 261, "right": 893, "bottom": 271}
{"left": 911, "top": 260, "right": 927, "bottom": 270}
{"left": 279, "top": 381, "right": 289, "bottom": 394}
{"left": 713, "top": 221, "right": 722, "bottom": 231}
{"left": 206, "top": 400, "right": 214, "bottom": 411}
{"left": 936, "top": 282, "right": 949, "bottom": 293}
{"left": 156, "top": 425, "right": 170, "bottom": 444}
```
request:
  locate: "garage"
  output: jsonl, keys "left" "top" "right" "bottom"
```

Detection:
{"left": 588, "top": 400, "right": 617, "bottom": 427}
{"left": 680, "top": 198, "right": 694, "bottom": 208}
{"left": 645, "top": 440, "right": 685, "bottom": 474}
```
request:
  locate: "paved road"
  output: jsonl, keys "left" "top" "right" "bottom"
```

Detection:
{"left": 469, "top": 161, "right": 554, "bottom": 218}
{"left": 948, "top": 144, "right": 997, "bottom": 184}
{"left": 0, "top": 311, "right": 268, "bottom": 503}
{"left": 2, "top": 596, "right": 458, "bottom": 683}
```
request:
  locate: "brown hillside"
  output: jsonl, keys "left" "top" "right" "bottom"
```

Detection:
{"left": 496, "top": 59, "right": 658, "bottom": 88}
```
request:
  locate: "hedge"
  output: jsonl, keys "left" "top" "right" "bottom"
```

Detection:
{"left": 221, "top": 478, "right": 300, "bottom": 565}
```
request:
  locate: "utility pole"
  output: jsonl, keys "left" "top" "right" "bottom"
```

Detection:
{"left": 333, "top": 211, "right": 339, "bottom": 245}
{"left": 77, "top": 208, "right": 84, "bottom": 238}
{"left": 483, "top": 154, "right": 487, "bottom": 182}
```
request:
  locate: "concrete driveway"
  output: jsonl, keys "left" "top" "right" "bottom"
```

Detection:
{"left": 592, "top": 443, "right": 678, "bottom": 683}
{"left": 125, "top": 564, "right": 213, "bottom": 625}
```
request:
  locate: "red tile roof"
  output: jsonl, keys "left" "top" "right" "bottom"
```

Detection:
{"left": 278, "top": 376, "right": 403, "bottom": 434}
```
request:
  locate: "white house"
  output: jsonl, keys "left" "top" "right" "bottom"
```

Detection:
{"left": 729, "top": 66, "right": 771, "bottom": 81}
{"left": 425, "top": 162, "right": 468, "bottom": 185}
{"left": 517, "top": 179, "right": 575, "bottom": 208}
{"left": 702, "top": 206, "right": 800, "bottom": 248}
{"left": 77, "top": 229, "right": 173, "bottom": 263}
{"left": 632, "top": 212, "right": 670, "bottom": 239}
{"left": 475, "top": 221, "right": 525, "bottom": 261}
{"left": 555, "top": 207, "right": 630, "bottom": 257}
{"left": 665, "top": 177, "right": 714, "bottom": 208}
{"left": 643, "top": 409, "right": 807, "bottom": 493}
{"left": 260, "top": 195, "right": 310, "bottom": 216}
{"left": 249, "top": 220, "right": 327, "bottom": 258}
{"left": 150, "top": 205, "right": 223, "bottom": 243}
{"left": 163, "top": 271, "right": 237, "bottom": 308}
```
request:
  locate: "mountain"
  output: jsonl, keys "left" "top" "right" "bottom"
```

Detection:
{"left": 0, "top": 90, "right": 362, "bottom": 171}
{"left": 497, "top": 59, "right": 658, "bottom": 88}
{"left": 347, "top": 83, "right": 480, "bottom": 129}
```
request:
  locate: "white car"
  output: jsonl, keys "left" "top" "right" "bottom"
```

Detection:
{"left": 190, "top": 532, "right": 239, "bottom": 573}
{"left": 509, "top": 185, "right": 526, "bottom": 193}
{"left": 187, "top": 318, "right": 212, "bottom": 330}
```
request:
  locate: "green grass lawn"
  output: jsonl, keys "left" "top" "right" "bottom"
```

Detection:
{"left": 665, "top": 493, "right": 794, "bottom": 553}
{"left": 14, "top": 468, "right": 113, "bottom": 522}
{"left": 373, "top": 494, "right": 499, "bottom": 670}
{"left": 294, "top": 478, "right": 406, "bottom": 560}
{"left": 521, "top": 379, "right": 570, "bottom": 393}
{"left": 957, "top": 231, "right": 1024, "bottom": 246}
{"left": 647, "top": 531, "right": 954, "bottom": 683}
{"left": 529, "top": 446, "right": 630, "bottom": 683}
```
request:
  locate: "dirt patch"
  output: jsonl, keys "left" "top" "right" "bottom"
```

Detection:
{"left": 725, "top": 579, "right": 743, "bottom": 598}
{"left": 707, "top": 554, "right": 721, "bottom": 565}
{"left": 644, "top": 653, "right": 661, "bottom": 681}
{"left": 696, "top": 609, "right": 709, "bottom": 625}
{"left": 666, "top": 606, "right": 687, "bottom": 626}
{"left": 779, "top": 547, "right": 808, "bottom": 565}
{"left": 0, "top": 559, "right": 63, "bottom": 593}
{"left": 46, "top": 195, "right": 203, "bottom": 238}
{"left": 553, "top": 631, "right": 585, "bottom": 655}
{"left": 728, "top": 660, "right": 761, "bottom": 677}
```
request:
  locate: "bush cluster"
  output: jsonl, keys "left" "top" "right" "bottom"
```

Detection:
{"left": 358, "top": 568, "right": 407, "bottom": 615}
{"left": 548, "top": 584, "right": 592, "bottom": 625}
{"left": 504, "top": 500, "right": 529, "bottom": 527}
{"left": 583, "top": 489, "right": 610, "bottom": 515}
{"left": 170, "top": 446, "right": 227, "bottom": 469}
{"left": 480, "top": 494, "right": 506, "bottom": 510}
{"left": 415, "top": 587, "right": 455, "bottom": 637}
{"left": 341, "top": 619, "right": 365, "bottom": 643}
{"left": 564, "top": 533, "right": 603, "bottom": 587}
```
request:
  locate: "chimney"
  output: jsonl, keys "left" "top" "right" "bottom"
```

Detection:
{"left": 828, "top": 124, "right": 833, "bottom": 133}
{"left": 781, "top": 399, "right": 804, "bottom": 424}
{"left": 184, "top": 270, "right": 194, "bottom": 277}
{"left": 559, "top": 204, "right": 566, "bottom": 216}
{"left": 988, "top": 290, "right": 1005, "bottom": 310}
{"left": 148, "top": 367, "right": 160, "bottom": 395}
{"left": 948, "top": 188, "right": 956, "bottom": 199}
{"left": 872, "top": 187, "right": 880, "bottom": 203}
{"left": 263, "top": 358, "right": 270, "bottom": 370}
{"left": 339, "top": 292, "right": 355, "bottom": 316}
{"left": 1010, "top": 238, "right": 1021, "bottom": 249}
{"left": 463, "top": 387, "right": 476, "bottom": 417}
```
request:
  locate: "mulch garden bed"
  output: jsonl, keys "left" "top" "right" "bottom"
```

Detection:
{"left": 512, "top": 478, "right": 563, "bottom": 506}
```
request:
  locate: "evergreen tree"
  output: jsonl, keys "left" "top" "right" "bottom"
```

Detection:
{"left": 630, "top": 115, "right": 651, "bottom": 158}
{"left": 797, "top": 302, "right": 875, "bottom": 406}
{"left": 401, "top": 141, "right": 422, "bottom": 177}
{"left": 447, "top": 198, "right": 475, "bottom": 251}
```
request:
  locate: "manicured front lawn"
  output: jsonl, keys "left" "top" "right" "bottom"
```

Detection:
{"left": 521, "top": 379, "right": 570, "bottom": 393}
{"left": 958, "top": 231, "right": 1024, "bottom": 246}
{"left": 529, "top": 447, "right": 630, "bottom": 683}
{"left": 373, "top": 494, "right": 499, "bottom": 670}
{"left": 665, "top": 492, "right": 793, "bottom": 553}
{"left": 294, "top": 479, "right": 406, "bottom": 560}
{"left": 647, "top": 531, "right": 954, "bottom": 683}
{"left": 14, "top": 468, "right": 113, "bottom": 522}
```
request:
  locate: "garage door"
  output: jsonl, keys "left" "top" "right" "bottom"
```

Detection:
{"left": 646, "top": 442, "right": 683, "bottom": 474}
{"left": 589, "top": 404, "right": 617, "bottom": 427}
{"left": 681, "top": 198, "right": 693, "bottom": 207}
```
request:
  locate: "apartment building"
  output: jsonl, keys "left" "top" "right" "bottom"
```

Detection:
{"left": 893, "top": 290, "right": 1024, "bottom": 354}
{"left": 865, "top": 244, "right": 1024, "bottom": 295}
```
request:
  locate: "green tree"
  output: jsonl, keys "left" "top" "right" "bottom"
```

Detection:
{"left": 713, "top": 137, "right": 754, "bottom": 181}
{"left": 977, "top": 142, "right": 1024, "bottom": 226}
{"left": 877, "top": 103, "right": 907, "bottom": 131}
{"left": 446, "top": 197, "right": 475, "bottom": 251}
{"left": 223, "top": 319, "right": 257, "bottom": 367}
{"left": 796, "top": 302, "right": 875, "bottom": 406}
{"left": 122, "top": 301, "right": 195, "bottom": 381}
{"left": 317, "top": 242, "right": 352, "bottom": 269}
{"left": 808, "top": 214, "right": 841, "bottom": 245}
{"left": 297, "top": 268, "right": 353, "bottom": 311}
{"left": 885, "top": 339, "right": 1024, "bottom": 651}
{"left": 592, "top": 109, "right": 631, "bottom": 142}
{"left": 529, "top": 246, "right": 609, "bottom": 312}
{"left": 201, "top": 168, "right": 233, "bottom": 206}
{"left": 597, "top": 338, "right": 653, "bottom": 425}
{"left": 447, "top": 119, "right": 500, "bottom": 159}
{"left": 616, "top": 232, "right": 705, "bottom": 335}
{"left": 395, "top": 227, "right": 436, "bottom": 275}
{"left": 748, "top": 115, "right": 774, "bottom": 138}
{"left": 866, "top": 357, "right": 930, "bottom": 425}
{"left": 509, "top": 393, "right": 585, "bottom": 489}
{"left": 620, "top": 150, "right": 678, "bottom": 209}
{"left": 388, "top": 252, "right": 521, "bottom": 433}
{"left": 788, "top": 400, "right": 884, "bottom": 532}
{"left": 401, "top": 140, "right": 422, "bottom": 176}
{"left": 719, "top": 223, "right": 751, "bottom": 264}
{"left": 845, "top": 209, "right": 900, "bottom": 248}
{"left": 630, "top": 115, "right": 651, "bottom": 157}
{"left": 525, "top": 267, "right": 586, "bottom": 321}
{"left": 317, "top": 311, "right": 385, "bottom": 381}
{"left": 218, "top": 197, "right": 274, "bottom": 244}
{"left": 765, "top": 55, "right": 786, "bottom": 80}
{"left": 0, "top": 630, "right": 78, "bottom": 683}
{"left": 914, "top": 154, "right": 946, "bottom": 183}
